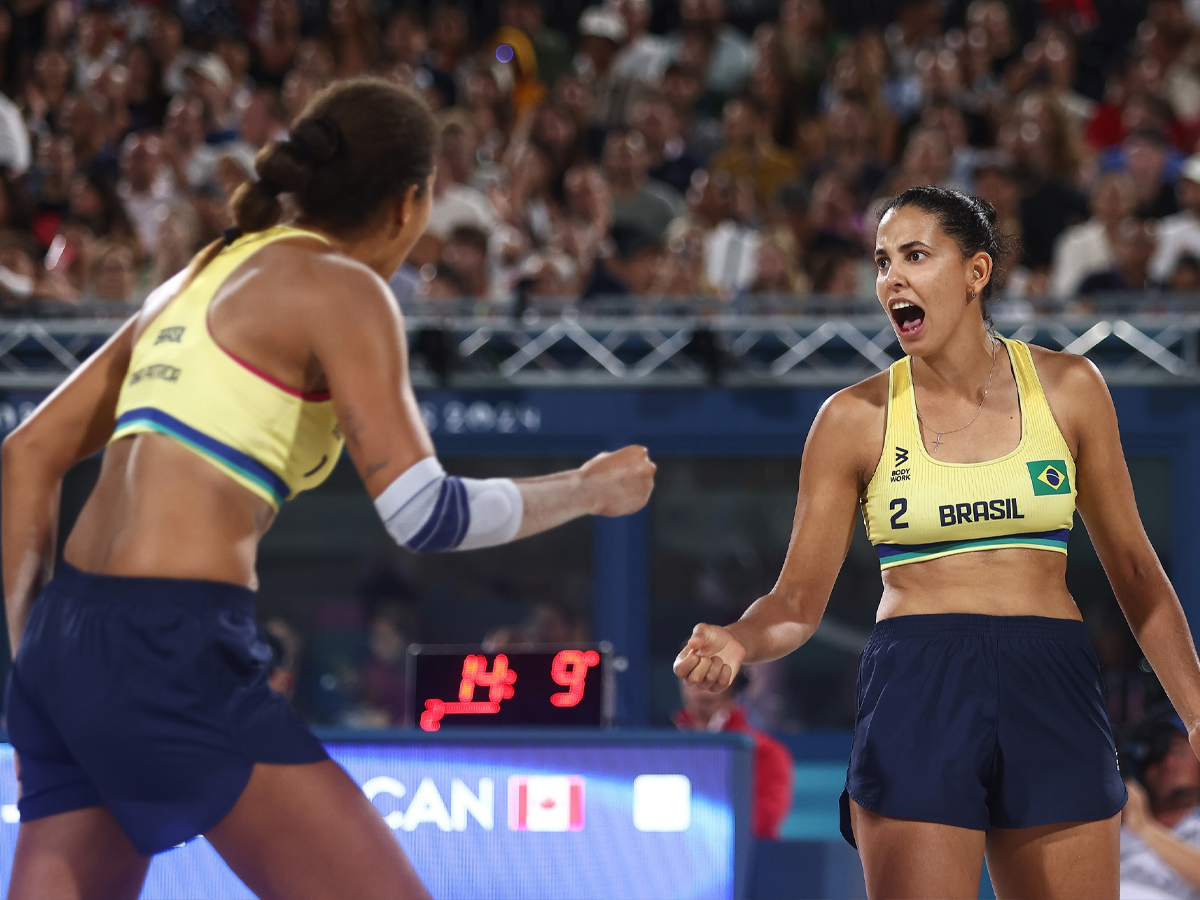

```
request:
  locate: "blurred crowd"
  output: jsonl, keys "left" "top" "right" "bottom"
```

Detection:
{"left": 3, "top": 0, "right": 1200, "bottom": 311}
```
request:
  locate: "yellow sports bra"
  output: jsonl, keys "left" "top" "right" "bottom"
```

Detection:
{"left": 861, "top": 337, "right": 1076, "bottom": 569}
{"left": 110, "top": 225, "right": 345, "bottom": 511}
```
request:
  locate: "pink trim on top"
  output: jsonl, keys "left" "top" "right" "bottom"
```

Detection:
{"left": 205, "top": 314, "right": 332, "bottom": 402}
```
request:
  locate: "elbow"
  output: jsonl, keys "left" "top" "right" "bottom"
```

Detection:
{"left": 1112, "top": 550, "right": 1165, "bottom": 595}
{"left": 1, "top": 427, "right": 30, "bottom": 472}
{"left": 1, "top": 421, "right": 57, "bottom": 481}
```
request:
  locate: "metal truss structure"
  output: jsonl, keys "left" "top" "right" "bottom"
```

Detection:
{"left": 2, "top": 304, "right": 1199, "bottom": 390}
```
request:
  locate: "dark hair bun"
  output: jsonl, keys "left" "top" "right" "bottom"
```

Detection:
{"left": 230, "top": 77, "right": 437, "bottom": 238}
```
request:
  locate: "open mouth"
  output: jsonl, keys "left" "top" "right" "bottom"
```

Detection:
{"left": 889, "top": 300, "right": 925, "bottom": 338}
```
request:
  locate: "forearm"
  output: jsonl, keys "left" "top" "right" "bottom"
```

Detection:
{"left": 728, "top": 592, "right": 818, "bottom": 664}
{"left": 1118, "top": 564, "right": 1200, "bottom": 730}
{"left": 2, "top": 442, "right": 62, "bottom": 654}
{"left": 512, "top": 469, "right": 595, "bottom": 540}
{"left": 1134, "top": 823, "right": 1200, "bottom": 892}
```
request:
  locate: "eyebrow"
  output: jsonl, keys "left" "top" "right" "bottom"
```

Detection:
{"left": 875, "top": 240, "right": 932, "bottom": 258}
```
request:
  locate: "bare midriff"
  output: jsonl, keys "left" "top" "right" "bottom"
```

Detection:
{"left": 63, "top": 433, "right": 274, "bottom": 589}
{"left": 877, "top": 547, "right": 1079, "bottom": 621}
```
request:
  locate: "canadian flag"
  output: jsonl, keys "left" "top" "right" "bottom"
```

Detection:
{"left": 507, "top": 775, "right": 585, "bottom": 831}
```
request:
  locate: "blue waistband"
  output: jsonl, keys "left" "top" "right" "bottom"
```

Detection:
{"left": 869, "top": 613, "right": 1088, "bottom": 643}
{"left": 49, "top": 562, "right": 256, "bottom": 613}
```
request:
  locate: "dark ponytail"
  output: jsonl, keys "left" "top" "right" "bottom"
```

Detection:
{"left": 177, "top": 76, "right": 436, "bottom": 291}
{"left": 879, "top": 186, "right": 1019, "bottom": 320}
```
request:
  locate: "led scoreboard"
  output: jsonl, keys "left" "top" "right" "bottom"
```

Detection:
{"left": 407, "top": 644, "right": 613, "bottom": 729}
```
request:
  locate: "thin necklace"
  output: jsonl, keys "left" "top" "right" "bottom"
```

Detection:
{"left": 915, "top": 337, "right": 998, "bottom": 454}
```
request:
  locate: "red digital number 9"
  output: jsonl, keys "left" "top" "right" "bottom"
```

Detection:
{"left": 550, "top": 649, "right": 600, "bottom": 708}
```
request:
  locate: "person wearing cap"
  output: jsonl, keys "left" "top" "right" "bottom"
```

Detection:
{"left": 1149, "top": 154, "right": 1200, "bottom": 288}
{"left": 185, "top": 53, "right": 237, "bottom": 137}
{"left": 1121, "top": 716, "right": 1200, "bottom": 899}
{"left": 575, "top": 5, "right": 638, "bottom": 129}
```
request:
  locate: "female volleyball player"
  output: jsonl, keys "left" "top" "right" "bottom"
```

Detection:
{"left": 2, "top": 78, "right": 655, "bottom": 900}
{"left": 676, "top": 186, "right": 1200, "bottom": 898}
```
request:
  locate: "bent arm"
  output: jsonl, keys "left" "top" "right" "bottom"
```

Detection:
{"left": 2, "top": 317, "right": 137, "bottom": 652}
{"left": 674, "top": 392, "right": 868, "bottom": 690}
{"left": 307, "top": 264, "right": 652, "bottom": 551}
{"left": 1071, "top": 360, "right": 1200, "bottom": 732}
{"left": 725, "top": 396, "right": 865, "bottom": 663}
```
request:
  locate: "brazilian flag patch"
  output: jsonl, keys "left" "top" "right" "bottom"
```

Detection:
{"left": 1027, "top": 460, "right": 1071, "bottom": 495}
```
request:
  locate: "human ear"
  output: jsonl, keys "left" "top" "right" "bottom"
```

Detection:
{"left": 390, "top": 183, "right": 422, "bottom": 238}
{"left": 967, "top": 250, "right": 993, "bottom": 297}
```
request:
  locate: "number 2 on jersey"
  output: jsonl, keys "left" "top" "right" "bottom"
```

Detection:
{"left": 889, "top": 497, "right": 910, "bottom": 529}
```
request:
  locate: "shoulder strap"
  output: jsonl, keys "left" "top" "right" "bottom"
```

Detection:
{"left": 886, "top": 356, "right": 921, "bottom": 454}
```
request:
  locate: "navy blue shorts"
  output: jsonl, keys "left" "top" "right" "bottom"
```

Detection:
{"left": 4, "top": 563, "right": 327, "bottom": 855}
{"left": 840, "top": 614, "right": 1127, "bottom": 847}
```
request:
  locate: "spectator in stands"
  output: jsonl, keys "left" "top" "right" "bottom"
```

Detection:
{"left": 161, "top": 92, "right": 218, "bottom": 189}
{"left": 233, "top": 87, "right": 287, "bottom": 152}
{"left": 879, "top": 125, "right": 959, "bottom": 197}
{"left": 1167, "top": 255, "right": 1200, "bottom": 293}
{"left": 1120, "top": 716, "right": 1200, "bottom": 898}
{"left": 1051, "top": 172, "right": 1138, "bottom": 299}
{"left": 1121, "top": 129, "right": 1182, "bottom": 220}
{"left": 75, "top": 0, "right": 121, "bottom": 92}
{"left": 59, "top": 92, "right": 117, "bottom": 179}
{"left": 427, "top": 1, "right": 471, "bottom": 97}
{"left": 68, "top": 170, "right": 135, "bottom": 247}
{"left": 184, "top": 54, "right": 236, "bottom": 136}
{"left": 501, "top": 0, "right": 572, "bottom": 89}
{"left": 85, "top": 238, "right": 137, "bottom": 304}
{"left": 440, "top": 225, "right": 491, "bottom": 300}
{"left": 357, "top": 605, "right": 409, "bottom": 726}
{"left": 117, "top": 132, "right": 178, "bottom": 257}
{"left": 747, "top": 227, "right": 806, "bottom": 295}
{"left": 1004, "top": 116, "right": 1089, "bottom": 278}
{"left": 575, "top": 5, "right": 635, "bottom": 129}
{"left": 604, "top": 127, "right": 685, "bottom": 240}
{"left": 1078, "top": 218, "right": 1159, "bottom": 298}
{"left": 710, "top": 95, "right": 796, "bottom": 206}
{"left": 124, "top": 39, "right": 169, "bottom": 131}
{"left": 584, "top": 224, "right": 662, "bottom": 298}
{"left": 250, "top": 0, "right": 300, "bottom": 85}
{"left": 667, "top": 0, "right": 754, "bottom": 99}
{"left": 675, "top": 671, "right": 794, "bottom": 839}
{"left": 810, "top": 247, "right": 860, "bottom": 296}
{"left": 662, "top": 61, "right": 724, "bottom": 163}
{"left": 1150, "top": 155, "right": 1200, "bottom": 287}
{"left": 558, "top": 161, "right": 613, "bottom": 279}
{"left": 630, "top": 93, "right": 700, "bottom": 196}
{"left": 612, "top": 0, "right": 671, "bottom": 87}
{"left": 669, "top": 167, "right": 758, "bottom": 296}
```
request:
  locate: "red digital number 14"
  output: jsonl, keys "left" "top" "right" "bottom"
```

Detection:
{"left": 550, "top": 649, "right": 601, "bottom": 708}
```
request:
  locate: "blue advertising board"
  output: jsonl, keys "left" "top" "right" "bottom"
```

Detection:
{"left": 0, "top": 730, "right": 752, "bottom": 900}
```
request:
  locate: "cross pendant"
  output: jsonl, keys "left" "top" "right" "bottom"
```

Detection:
{"left": 932, "top": 433, "right": 943, "bottom": 454}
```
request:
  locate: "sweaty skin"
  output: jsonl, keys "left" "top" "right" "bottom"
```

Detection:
{"left": 674, "top": 203, "right": 1200, "bottom": 756}
{"left": 3, "top": 180, "right": 656, "bottom": 652}
{"left": 674, "top": 202, "right": 1200, "bottom": 900}
{"left": 2, "top": 176, "right": 655, "bottom": 900}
